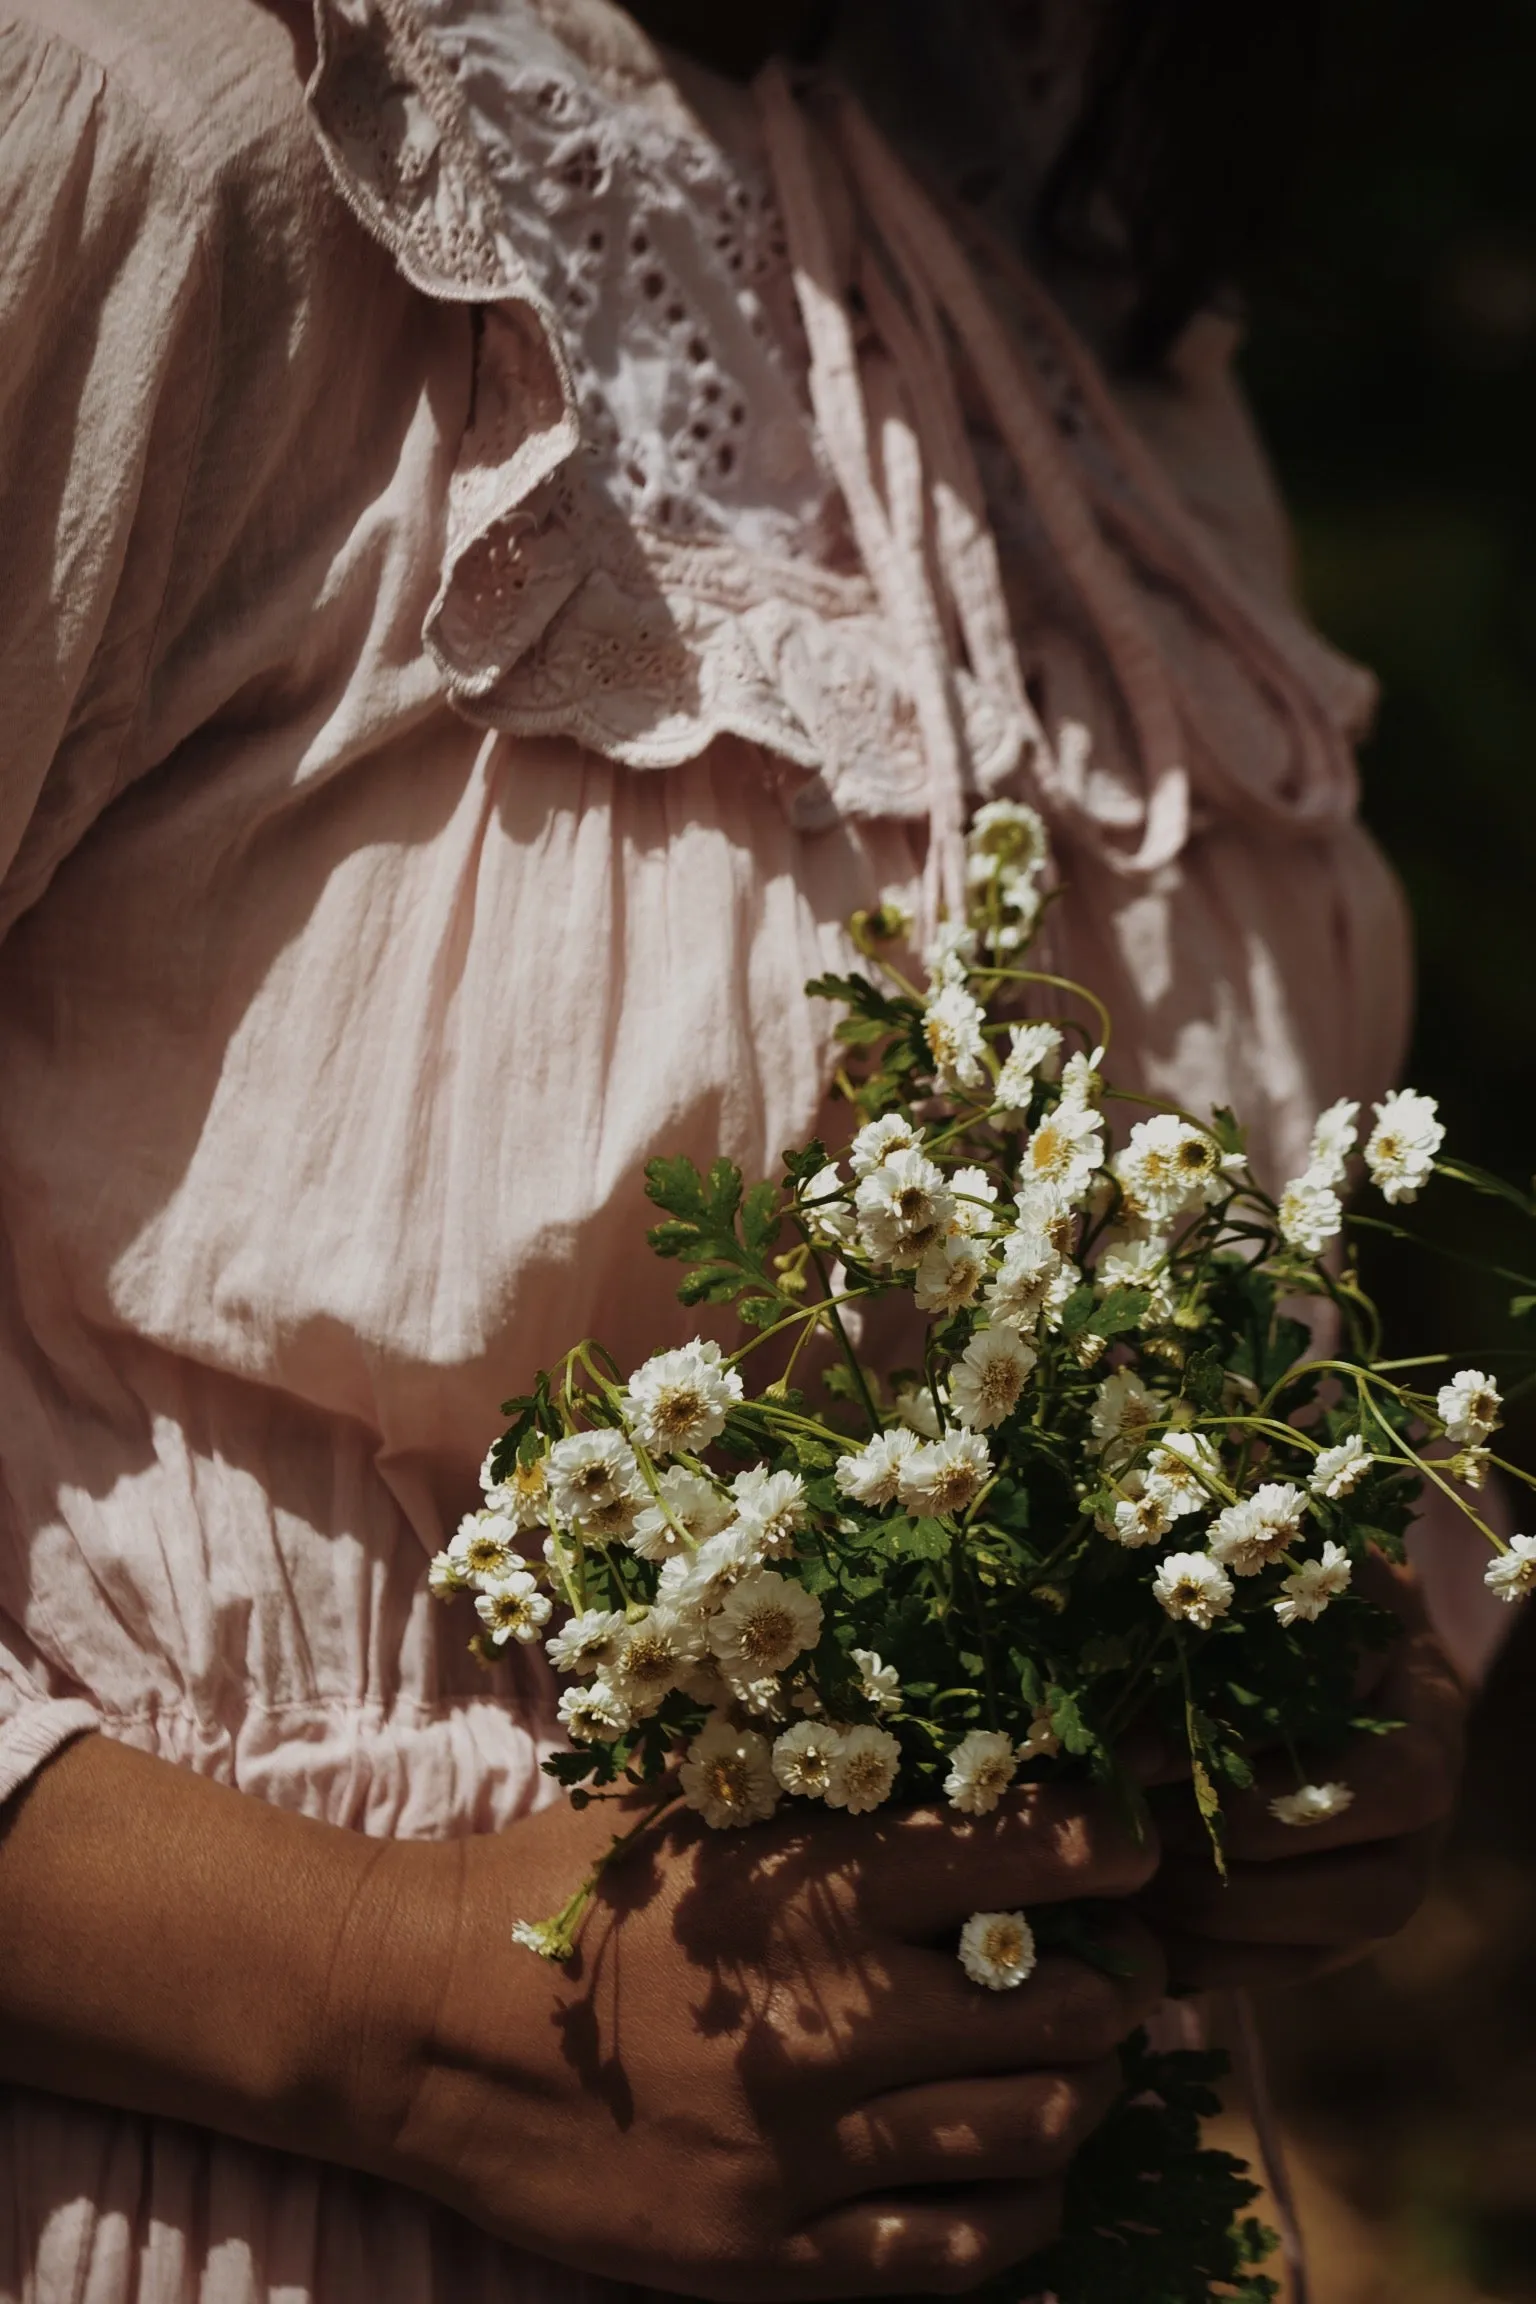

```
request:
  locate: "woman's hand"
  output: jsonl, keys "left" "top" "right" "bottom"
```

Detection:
{"left": 343, "top": 1783, "right": 1166, "bottom": 2301}
{"left": 1134, "top": 1560, "right": 1465, "bottom": 1990}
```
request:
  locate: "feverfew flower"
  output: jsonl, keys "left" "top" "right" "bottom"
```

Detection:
{"left": 1095, "top": 1231, "right": 1175, "bottom": 1324}
{"left": 914, "top": 1234, "right": 989, "bottom": 1315}
{"left": 924, "top": 919, "right": 979, "bottom": 988}
{"left": 948, "top": 1165, "right": 1000, "bottom": 1236}
{"left": 427, "top": 1549, "right": 466, "bottom": 1598}
{"left": 1115, "top": 1115, "right": 1225, "bottom": 1225}
{"left": 1108, "top": 1478, "right": 1177, "bottom": 1550}
{"left": 1208, "top": 1482, "right": 1307, "bottom": 1576}
{"left": 480, "top": 1447, "right": 550, "bottom": 1531}
{"left": 545, "top": 1607, "right": 626, "bottom": 1675}
{"left": 968, "top": 796, "right": 1048, "bottom": 878}
{"left": 1306, "top": 1098, "right": 1359, "bottom": 1188}
{"left": 893, "top": 1382, "right": 944, "bottom": 1438}
{"left": 851, "top": 1647, "right": 902, "bottom": 1714}
{"left": 1485, "top": 1535, "right": 1536, "bottom": 1604}
{"left": 1148, "top": 1429, "right": 1221, "bottom": 1516}
{"left": 447, "top": 1511, "right": 521, "bottom": 1588}
{"left": 856, "top": 1147, "right": 955, "bottom": 1268}
{"left": 1310, "top": 1433, "right": 1372, "bottom": 1500}
{"left": 625, "top": 1339, "right": 743, "bottom": 1456}
{"left": 849, "top": 1113, "right": 921, "bottom": 1178}
{"left": 1270, "top": 1782, "right": 1354, "bottom": 1828}
{"left": 835, "top": 1426, "right": 920, "bottom": 1508}
{"left": 1278, "top": 1175, "right": 1344, "bottom": 1257}
{"left": 772, "top": 1719, "right": 845, "bottom": 1799}
{"left": 609, "top": 1606, "right": 707, "bottom": 1714}
{"left": 994, "top": 1022, "right": 1063, "bottom": 1121}
{"left": 984, "top": 1228, "right": 1074, "bottom": 1334}
{"left": 730, "top": 1466, "right": 808, "bottom": 1558}
{"left": 899, "top": 1429, "right": 993, "bottom": 1518}
{"left": 556, "top": 1679, "right": 632, "bottom": 1743}
{"left": 924, "top": 980, "right": 988, "bottom": 1093}
{"left": 680, "top": 1721, "right": 780, "bottom": 1828}
{"left": 658, "top": 1522, "right": 762, "bottom": 1613}
{"left": 1274, "top": 1541, "right": 1353, "bottom": 1627}
{"left": 1090, "top": 1368, "right": 1159, "bottom": 1455}
{"left": 802, "top": 1162, "right": 858, "bottom": 1251}
{"left": 950, "top": 1325, "right": 1037, "bottom": 1432}
{"left": 958, "top": 1909, "right": 1037, "bottom": 1990}
{"left": 1152, "top": 1550, "right": 1234, "bottom": 1631}
{"left": 474, "top": 1570, "right": 552, "bottom": 1647}
{"left": 629, "top": 1466, "right": 732, "bottom": 1562}
{"left": 827, "top": 1723, "right": 902, "bottom": 1813}
{"left": 944, "top": 1728, "right": 1019, "bottom": 1815}
{"left": 1365, "top": 1088, "right": 1444, "bottom": 1206}
{"left": 1437, "top": 1368, "right": 1502, "bottom": 1447}
{"left": 1018, "top": 1096, "right": 1104, "bottom": 1219}
{"left": 707, "top": 1569, "right": 823, "bottom": 1678}
{"left": 546, "top": 1430, "right": 643, "bottom": 1530}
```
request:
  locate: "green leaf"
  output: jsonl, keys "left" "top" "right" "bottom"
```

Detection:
{"left": 1184, "top": 1347, "right": 1226, "bottom": 1415}
{"left": 1209, "top": 1104, "right": 1246, "bottom": 1156}
{"left": 1092, "top": 1285, "right": 1153, "bottom": 1339}
{"left": 1437, "top": 1156, "right": 1536, "bottom": 1216}
{"left": 881, "top": 1514, "right": 951, "bottom": 1561}
{"left": 677, "top": 1261, "right": 751, "bottom": 1306}
{"left": 1058, "top": 1284, "right": 1101, "bottom": 1339}
{"left": 644, "top": 1153, "right": 712, "bottom": 1224}
{"left": 741, "top": 1179, "right": 781, "bottom": 1255}
{"left": 1046, "top": 1681, "right": 1095, "bottom": 1756}
{"left": 706, "top": 1156, "right": 743, "bottom": 1224}
{"left": 737, "top": 1293, "right": 783, "bottom": 1329}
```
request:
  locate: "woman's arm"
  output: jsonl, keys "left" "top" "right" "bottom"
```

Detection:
{"left": 0, "top": 1732, "right": 1169, "bottom": 2299}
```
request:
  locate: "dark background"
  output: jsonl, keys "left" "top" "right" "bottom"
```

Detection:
{"left": 1240, "top": 2, "right": 1536, "bottom": 2294}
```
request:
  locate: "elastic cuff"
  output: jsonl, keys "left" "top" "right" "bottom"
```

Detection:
{"left": 0, "top": 1699, "right": 101, "bottom": 1809}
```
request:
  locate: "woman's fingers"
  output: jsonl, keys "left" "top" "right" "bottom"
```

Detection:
{"left": 777, "top": 2178, "right": 1064, "bottom": 2300}
{"left": 1151, "top": 1716, "right": 1457, "bottom": 1866}
{"left": 858, "top": 1916, "right": 1165, "bottom": 2093}
{"left": 809, "top": 2060, "right": 1121, "bottom": 2205}
{"left": 850, "top": 1784, "right": 1159, "bottom": 1941}
{"left": 1141, "top": 1827, "right": 1440, "bottom": 1951}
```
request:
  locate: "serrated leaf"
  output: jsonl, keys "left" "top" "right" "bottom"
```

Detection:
{"left": 644, "top": 1153, "right": 711, "bottom": 1223}
{"left": 1058, "top": 1284, "right": 1100, "bottom": 1339}
{"left": 885, "top": 1515, "right": 950, "bottom": 1561}
{"left": 737, "top": 1293, "right": 783, "bottom": 1329}
{"left": 646, "top": 1217, "right": 708, "bottom": 1261}
{"left": 677, "top": 1262, "right": 750, "bottom": 1306}
{"left": 1092, "top": 1285, "right": 1153, "bottom": 1338}
{"left": 741, "top": 1179, "right": 781, "bottom": 1255}
{"left": 1046, "top": 1681, "right": 1094, "bottom": 1756}
{"left": 706, "top": 1157, "right": 743, "bottom": 1224}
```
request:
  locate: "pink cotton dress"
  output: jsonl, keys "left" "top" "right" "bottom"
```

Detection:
{"left": 0, "top": 1, "right": 1415, "bottom": 2297}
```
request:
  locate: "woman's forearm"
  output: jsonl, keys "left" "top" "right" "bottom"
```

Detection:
{"left": 0, "top": 1733, "right": 446, "bottom": 2164}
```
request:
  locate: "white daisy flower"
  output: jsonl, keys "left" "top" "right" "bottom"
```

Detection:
{"left": 1278, "top": 1175, "right": 1344, "bottom": 1257}
{"left": 474, "top": 1571, "right": 552, "bottom": 1647}
{"left": 556, "top": 1678, "right": 632, "bottom": 1744}
{"left": 849, "top": 1112, "right": 921, "bottom": 1178}
{"left": 851, "top": 1647, "right": 902, "bottom": 1713}
{"left": 544, "top": 1606, "right": 626, "bottom": 1675}
{"left": 968, "top": 796, "right": 1049, "bottom": 876}
{"left": 1090, "top": 1367, "right": 1160, "bottom": 1455}
{"left": 943, "top": 1728, "right": 1019, "bottom": 1816}
{"left": 658, "top": 1522, "right": 764, "bottom": 1613}
{"left": 1115, "top": 1114, "right": 1226, "bottom": 1225}
{"left": 893, "top": 1382, "right": 944, "bottom": 1438}
{"left": 899, "top": 1429, "right": 993, "bottom": 1518}
{"left": 1437, "top": 1368, "right": 1502, "bottom": 1447}
{"left": 984, "top": 1228, "right": 1074, "bottom": 1334}
{"left": 834, "top": 1426, "right": 921, "bottom": 1508}
{"left": 447, "top": 1511, "right": 522, "bottom": 1588}
{"left": 826, "top": 1723, "right": 902, "bottom": 1813}
{"left": 609, "top": 1606, "right": 707, "bottom": 1714}
{"left": 948, "top": 1165, "right": 1000, "bottom": 1236}
{"left": 855, "top": 1147, "right": 956, "bottom": 1268}
{"left": 914, "top": 1234, "right": 989, "bottom": 1315}
{"left": 1094, "top": 1230, "right": 1175, "bottom": 1324}
{"left": 771, "top": 1719, "right": 846, "bottom": 1799}
{"left": 546, "top": 1430, "right": 644, "bottom": 1530}
{"left": 1152, "top": 1550, "right": 1234, "bottom": 1631}
{"left": 426, "top": 1549, "right": 465, "bottom": 1599}
{"left": 679, "top": 1720, "right": 780, "bottom": 1829}
{"left": 1455, "top": 1445, "right": 1492, "bottom": 1491}
{"left": 1018, "top": 1097, "right": 1104, "bottom": 1218}
{"left": 802, "top": 1162, "right": 859, "bottom": 1251}
{"left": 993, "top": 1022, "right": 1063, "bottom": 1121}
{"left": 1364, "top": 1088, "right": 1444, "bottom": 1206}
{"left": 1147, "top": 1429, "right": 1221, "bottom": 1516}
{"left": 1107, "top": 1478, "right": 1177, "bottom": 1549}
{"left": 1485, "top": 1534, "right": 1536, "bottom": 1604}
{"left": 958, "top": 1909, "right": 1037, "bottom": 1991}
{"left": 924, "top": 919, "right": 979, "bottom": 987}
{"left": 924, "top": 981, "right": 989, "bottom": 1093}
{"left": 1056, "top": 1049, "right": 1103, "bottom": 1109}
{"left": 1274, "top": 1540, "right": 1354, "bottom": 1627}
{"left": 731, "top": 1466, "right": 808, "bottom": 1558}
{"left": 1208, "top": 1481, "right": 1307, "bottom": 1576}
{"left": 1310, "top": 1433, "right": 1373, "bottom": 1499}
{"left": 625, "top": 1339, "right": 744, "bottom": 1456}
{"left": 629, "top": 1466, "right": 733, "bottom": 1563}
{"left": 1269, "top": 1781, "right": 1355, "bottom": 1828}
{"left": 707, "top": 1569, "right": 823, "bottom": 1678}
{"left": 1306, "top": 1098, "right": 1360, "bottom": 1188}
{"left": 950, "top": 1326, "right": 1037, "bottom": 1432}
{"left": 479, "top": 1447, "right": 551, "bottom": 1531}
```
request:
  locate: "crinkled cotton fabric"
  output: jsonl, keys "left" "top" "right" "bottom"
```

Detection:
{"left": 0, "top": 0, "right": 1411, "bottom": 2298}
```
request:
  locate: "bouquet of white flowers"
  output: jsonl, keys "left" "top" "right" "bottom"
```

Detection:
{"left": 430, "top": 801, "right": 1534, "bottom": 2304}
